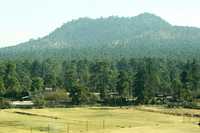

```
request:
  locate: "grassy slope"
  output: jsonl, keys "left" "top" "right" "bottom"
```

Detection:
{"left": 0, "top": 107, "right": 199, "bottom": 133}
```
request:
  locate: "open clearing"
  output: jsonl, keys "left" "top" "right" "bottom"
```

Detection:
{"left": 0, "top": 107, "right": 199, "bottom": 133}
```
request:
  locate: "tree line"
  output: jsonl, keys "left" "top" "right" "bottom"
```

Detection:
{"left": 0, "top": 58, "right": 200, "bottom": 107}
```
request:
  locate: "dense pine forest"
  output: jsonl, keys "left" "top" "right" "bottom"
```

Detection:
{"left": 0, "top": 58, "right": 200, "bottom": 108}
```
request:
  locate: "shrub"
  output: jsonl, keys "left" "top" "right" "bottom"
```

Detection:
{"left": 43, "top": 90, "right": 70, "bottom": 107}
{"left": 87, "top": 93, "right": 99, "bottom": 105}
{"left": 44, "top": 90, "right": 69, "bottom": 101}
{"left": 0, "top": 98, "right": 10, "bottom": 109}
{"left": 32, "top": 95, "right": 46, "bottom": 108}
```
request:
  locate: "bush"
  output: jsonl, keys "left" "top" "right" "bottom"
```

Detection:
{"left": 32, "top": 95, "right": 46, "bottom": 108}
{"left": 70, "top": 85, "right": 93, "bottom": 105}
{"left": 103, "top": 97, "right": 134, "bottom": 106}
{"left": 87, "top": 93, "right": 99, "bottom": 105}
{"left": 43, "top": 90, "right": 70, "bottom": 107}
{"left": 0, "top": 98, "right": 11, "bottom": 109}
{"left": 44, "top": 90, "right": 69, "bottom": 101}
{"left": 182, "top": 101, "right": 200, "bottom": 109}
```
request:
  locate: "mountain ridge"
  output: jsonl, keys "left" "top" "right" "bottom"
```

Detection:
{"left": 1, "top": 13, "right": 200, "bottom": 60}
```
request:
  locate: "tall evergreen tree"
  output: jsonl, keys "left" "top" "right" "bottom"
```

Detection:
{"left": 4, "top": 63, "right": 21, "bottom": 98}
{"left": 91, "top": 61, "right": 113, "bottom": 100}
{"left": 117, "top": 70, "right": 131, "bottom": 99}
{"left": 63, "top": 61, "right": 77, "bottom": 91}
{"left": 0, "top": 77, "right": 5, "bottom": 96}
{"left": 31, "top": 60, "right": 42, "bottom": 78}
{"left": 134, "top": 65, "right": 146, "bottom": 103}
{"left": 31, "top": 77, "right": 44, "bottom": 92}
{"left": 42, "top": 59, "right": 57, "bottom": 88}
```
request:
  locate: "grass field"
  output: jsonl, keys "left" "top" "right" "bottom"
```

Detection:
{"left": 0, "top": 107, "right": 199, "bottom": 133}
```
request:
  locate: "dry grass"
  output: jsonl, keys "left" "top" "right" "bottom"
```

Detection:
{"left": 0, "top": 107, "right": 199, "bottom": 133}
{"left": 137, "top": 105, "right": 200, "bottom": 117}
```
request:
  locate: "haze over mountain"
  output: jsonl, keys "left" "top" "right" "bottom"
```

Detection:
{"left": 1, "top": 13, "right": 200, "bottom": 60}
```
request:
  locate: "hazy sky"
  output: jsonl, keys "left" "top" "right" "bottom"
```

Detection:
{"left": 0, "top": 0, "right": 200, "bottom": 48}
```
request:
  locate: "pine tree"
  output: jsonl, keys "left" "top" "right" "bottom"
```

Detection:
{"left": 63, "top": 61, "right": 77, "bottom": 91}
{"left": 134, "top": 65, "right": 146, "bottom": 104}
{"left": 90, "top": 61, "right": 113, "bottom": 100}
{"left": 117, "top": 70, "right": 131, "bottom": 99}
{"left": 31, "top": 77, "right": 44, "bottom": 92}
{"left": 4, "top": 63, "right": 21, "bottom": 98}
{"left": 0, "top": 77, "right": 5, "bottom": 96}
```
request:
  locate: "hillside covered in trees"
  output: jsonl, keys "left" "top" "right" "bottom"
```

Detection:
{"left": 1, "top": 13, "right": 200, "bottom": 60}
{"left": 0, "top": 13, "right": 200, "bottom": 108}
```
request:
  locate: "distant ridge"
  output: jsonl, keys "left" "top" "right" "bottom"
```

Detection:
{"left": 1, "top": 13, "right": 200, "bottom": 60}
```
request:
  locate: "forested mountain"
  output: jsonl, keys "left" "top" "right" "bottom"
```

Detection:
{"left": 1, "top": 13, "right": 200, "bottom": 108}
{"left": 1, "top": 13, "right": 200, "bottom": 60}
